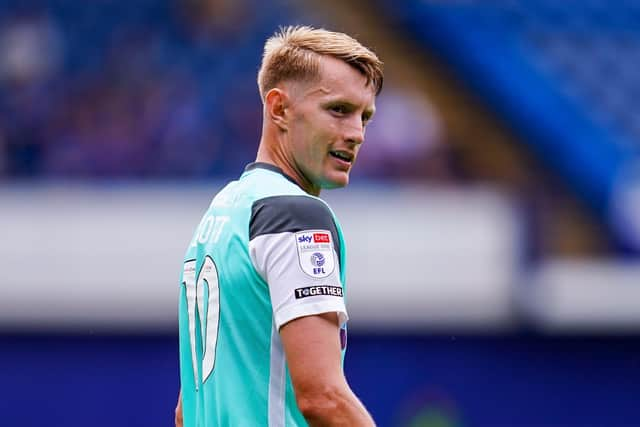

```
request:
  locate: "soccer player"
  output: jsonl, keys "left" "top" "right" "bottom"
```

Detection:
{"left": 176, "top": 26, "right": 383, "bottom": 426}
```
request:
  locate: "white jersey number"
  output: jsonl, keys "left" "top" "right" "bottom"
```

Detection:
{"left": 183, "top": 256, "right": 220, "bottom": 389}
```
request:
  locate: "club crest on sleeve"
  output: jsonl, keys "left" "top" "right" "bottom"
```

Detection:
{"left": 295, "top": 230, "right": 335, "bottom": 278}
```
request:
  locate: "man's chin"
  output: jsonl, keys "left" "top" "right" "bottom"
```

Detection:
{"left": 322, "top": 174, "right": 350, "bottom": 190}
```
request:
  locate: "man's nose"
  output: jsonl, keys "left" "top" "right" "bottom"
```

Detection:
{"left": 344, "top": 118, "right": 365, "bottom": 145}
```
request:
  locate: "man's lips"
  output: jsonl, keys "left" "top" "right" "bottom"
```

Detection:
{"left": 329, "top": 150, "right": 354, "bottom": 163}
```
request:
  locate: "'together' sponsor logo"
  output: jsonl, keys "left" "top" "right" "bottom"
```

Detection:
{"left": 294, "top": 285, "right": 343, "bottom": 299}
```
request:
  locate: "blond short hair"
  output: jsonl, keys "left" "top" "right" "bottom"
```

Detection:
{"left": 257, "top": 26, "right": 384, "bottom": 101}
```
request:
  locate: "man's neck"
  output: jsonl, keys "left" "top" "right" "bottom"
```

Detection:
{"left": 255, "top": 136, "right": 320, "bottom": 196}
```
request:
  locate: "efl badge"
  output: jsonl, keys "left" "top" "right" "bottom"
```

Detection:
{"left": 294, "top": 230, "right": 335, "bottom": 278}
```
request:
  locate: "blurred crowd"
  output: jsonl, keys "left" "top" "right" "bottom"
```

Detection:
{"left": 0, "top": 0, "right": 456, "bottom": 181}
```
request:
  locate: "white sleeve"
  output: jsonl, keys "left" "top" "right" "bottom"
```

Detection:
{"left": 250, "top": 229, "right": 348, "bottom": 330}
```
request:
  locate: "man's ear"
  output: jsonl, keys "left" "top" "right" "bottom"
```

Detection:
{"left": 265, "top": 88, "right": 289, "bottom": 131}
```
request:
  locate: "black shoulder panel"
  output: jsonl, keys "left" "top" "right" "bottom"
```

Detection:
{"left": 250, "top": 195, "right": 341, "bottom": 258}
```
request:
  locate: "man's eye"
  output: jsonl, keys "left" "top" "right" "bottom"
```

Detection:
{"left": 330, "top": 105, "right": 347, "bottom": 114}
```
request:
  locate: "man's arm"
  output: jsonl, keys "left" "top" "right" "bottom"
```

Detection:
{"left": 280, "top": 312, "right": 375, "bottom": 426}
{"left": 175, "top": 390, "right": 183, "bottom": 427}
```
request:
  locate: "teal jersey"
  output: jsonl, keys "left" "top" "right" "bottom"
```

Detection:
{"left": 178, "top": 163, "right": 348, "bottom": 427}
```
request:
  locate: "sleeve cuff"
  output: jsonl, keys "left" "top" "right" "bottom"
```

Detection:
{"left": 274, "top": 300, "right": 348, "bottom": 330}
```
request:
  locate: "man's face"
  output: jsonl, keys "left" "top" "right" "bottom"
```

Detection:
{"left": 284, "top": 56, "right": 376, "bottom": 194}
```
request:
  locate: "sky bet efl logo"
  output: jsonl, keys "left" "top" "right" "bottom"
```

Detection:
{"left": 297, "top": 232, "right": 330, "bottom": 244}
{"left": 295, "top": 230, "right": 335, "bottom": 278}
{"left": 310, "top": 252, "right": 326, "bottom": 275}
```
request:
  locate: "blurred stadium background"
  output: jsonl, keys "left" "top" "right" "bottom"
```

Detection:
{"left": 2, "top": 0, "right": 640, "bottom": 425}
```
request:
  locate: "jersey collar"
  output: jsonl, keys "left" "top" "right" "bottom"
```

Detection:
{"left": 244, "top": 162, "right": 304, "bottom": 190}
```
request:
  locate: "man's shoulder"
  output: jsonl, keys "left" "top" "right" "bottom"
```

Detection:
{"left": 249, "top": 194, "right": 338, "bottom": 240}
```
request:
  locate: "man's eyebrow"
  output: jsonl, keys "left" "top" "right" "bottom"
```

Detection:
{"left": 323, "top": 99, "right": 354, "bottom": 107}
{"left": 323, "top": 98, "right": 372, "bottom": 110}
